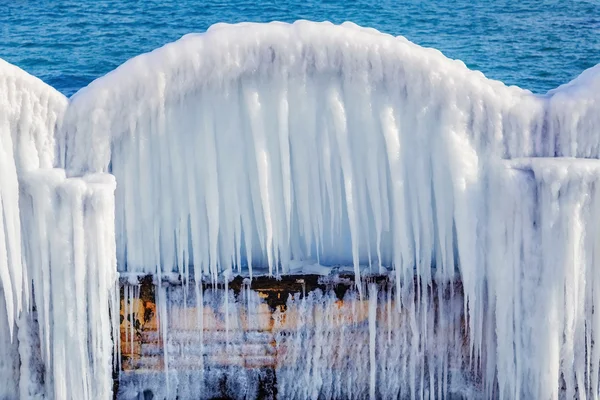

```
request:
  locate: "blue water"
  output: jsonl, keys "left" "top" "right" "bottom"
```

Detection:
{"left": 1, "top": 0, "right": 599, "bottom": 97}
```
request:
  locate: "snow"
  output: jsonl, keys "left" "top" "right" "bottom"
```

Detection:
{"left": 0, "top": 20, "right": 600, "bottom": 399}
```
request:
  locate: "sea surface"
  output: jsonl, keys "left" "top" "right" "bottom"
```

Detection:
{"left": 1, "top": 0, "right": 599, "bottom": 97}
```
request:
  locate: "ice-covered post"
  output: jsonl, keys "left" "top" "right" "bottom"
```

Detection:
{"left": 19, "top": 170, "right": 118, "bottom": 400}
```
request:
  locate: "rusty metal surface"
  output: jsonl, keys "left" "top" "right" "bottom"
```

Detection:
{"left": 116, "top": 275, "right": 468, "bottom": 399}
{"left": 118, "top": 275, "right": 367, "bottom": 371}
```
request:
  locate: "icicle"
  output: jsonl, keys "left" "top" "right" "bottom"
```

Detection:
{"left": 195, "top": 281, "right": 204, "bottom": 373}
{"left": 368, "top": 283, "right": 378, "bottom": 400}
{"left": 156, "top": 284, "right": 170, "bottom": 397}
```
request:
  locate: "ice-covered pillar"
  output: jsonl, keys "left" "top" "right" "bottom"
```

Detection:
{"left": 0, "top": 59, "right": 69, "bottom": 400}
{"left": 19, "top": 170, "right": 118, "bottom": 400}
{"left": 0, "top": 59, "right": 68, "bottom": 338}
{"left": 488, "top": 158, "right": 600, "bottom": 399}
{"left": 0, "top": 291, "right": 19, "bottom": 398}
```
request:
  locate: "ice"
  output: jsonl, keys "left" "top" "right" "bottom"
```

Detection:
{"left": 272, "top": 283, "right": 470, "bottom": 399}
{"left": 0, "top": 59, "right": 67, "bottom": 335}
{"left": 368, "top": 283, "right": 378, "bottom": 400}
{"left": 0, "top": 19, "right": 600, "bottom": 399}
{"left": 0, "top": 60, "right": 68, "bottom": 398}
{"left": 0, "top": 292, "right": 20, "bottom": 398}
{"left": 487, "top": 158, "right": 600, "bottom": 398}
{"left": 0, "top": 59, "right": 118, "bottom": 397}
{"left": 56, "top": 24, "right": 598, "bottom": 398}
{"left": 60, "top": 22, "right": 550, "bottom": 285}
{"left": 19, "top": 171, "right": 117, "bottom": 399}
{"left": 116, "top": 282, "right": 469, "bottom": 399}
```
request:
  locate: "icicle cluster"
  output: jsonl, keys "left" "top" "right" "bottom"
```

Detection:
{"left": 20, "top": 171, "right": 118, "bottom": 399}
{"left": 118, "top": 281, "right": 469, "bottom": 400}
{"left": 61, "top": 22, "right": 547, "bottom": 285}
{"left": 487, "top": 158, "right": 600, "bottom": 399}
{"left": 1, "top": 20, "right": 600, "bottom": 399}
{"left": 0, "top": 58, "right": 67, "bottom": 335}
{"left": 0, "top": 60, "right": 118, "bottom": 399}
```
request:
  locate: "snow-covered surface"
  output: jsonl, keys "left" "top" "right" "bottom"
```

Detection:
{"left": 0, "top": 20, "right": 599, "bottom": 399}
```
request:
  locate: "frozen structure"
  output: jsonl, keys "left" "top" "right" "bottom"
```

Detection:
{"left": 1, "top": 20, "right": 600, "bottom": 399}
{"left": 0, "top": 59, "right": 118, "bottom": 400}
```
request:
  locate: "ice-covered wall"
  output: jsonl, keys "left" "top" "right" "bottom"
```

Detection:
{"left": 0, "top": 62, "right": 118, "bottom": 399}
{"left": 1, "top": 20, "right": 600, "bottom": 399}
{"left": 59, "top": 22, "right": 599, "bottom": 285}
{"left": 0, "top": 60, "right": 71, "bottom": 398}
{"left": 0, "top": 58, "right": 67, "bottom": 332}
{"left": 118, "top": 280, "right": 470, "bottom": 400}
{"left": 59, "top": 22, "right": 548, "bottom": 290}
{"left": 57, "top": 24, "right": 600, "bottom": 398}
{"left": 487, "top": 158, "right": 600, "bottom": 399}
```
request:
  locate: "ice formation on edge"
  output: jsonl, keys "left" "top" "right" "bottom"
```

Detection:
{"left": 0, "top": 61, "right": 117, "bottom": 399}
{"left": 488, "top": 159, "right": 600, "bottom": 399}
{"left": 1, "top": 20, "right": 600, "bottom": 399}
{"left": 117, "top": 281, "right": 468, "bottom": 399}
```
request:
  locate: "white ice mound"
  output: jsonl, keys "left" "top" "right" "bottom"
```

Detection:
{"left": 488, "top": 158, "right": 600, "bottom": 399}
{"left": 58, "top": 21, "right": 546, "bottom": 283}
